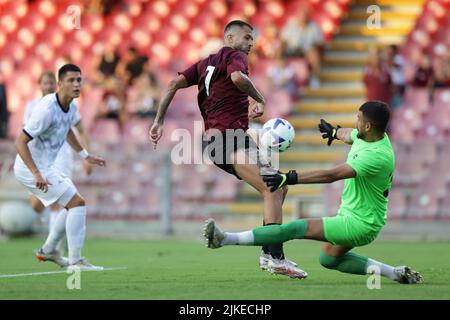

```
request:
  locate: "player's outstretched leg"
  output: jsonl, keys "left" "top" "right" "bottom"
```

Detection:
{"left": 319, "top": 244, "right": 423, "bottom": 284}
{"left": 232, "top": 157, "right": 302, "bottom": 277}
{"left": 203, "top": 218, "right": 308, "bottom": 279}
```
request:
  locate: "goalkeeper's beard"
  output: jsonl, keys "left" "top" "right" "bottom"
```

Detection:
{"left": 356, "top": 130, "right": 366, "bottom": 139}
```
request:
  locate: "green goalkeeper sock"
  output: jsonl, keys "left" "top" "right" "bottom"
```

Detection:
{"left": 319, "top": 251, "right": 369, "bottom": 275}
{"left": 252, "top": 219, "right": 308, "bottom": 246}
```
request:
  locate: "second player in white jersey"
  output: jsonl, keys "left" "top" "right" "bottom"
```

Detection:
{"left": 14, "top": 64, "right": 105, "bottom": 271}
{"left": 23, "top": 97, "right": 82, "bottom": 179}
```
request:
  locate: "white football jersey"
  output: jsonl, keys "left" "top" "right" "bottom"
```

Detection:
{"left": 15, "top": 93, "right": 81, "bottom": 171}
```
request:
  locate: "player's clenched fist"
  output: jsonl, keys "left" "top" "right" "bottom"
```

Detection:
{"left": 248, "top": 100, "right": 265, "bottom": 120}
{"left": 32, "top": 171, "right": 51, "bottom": 193}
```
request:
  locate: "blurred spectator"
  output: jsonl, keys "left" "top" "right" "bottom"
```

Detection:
{"left": 93, "top": 44, "right": 121, "bottom": 85}
{"left": 412, "top": 55, "right": 434, "bottom": 88}
{"left": 280, "top": 9, "right": 324, "bottom": 88}
{"left": 0, "top": 72, "right": 7, "bottom": 139}
{"left": 385, "top": 45, "right": 406, "bottom": 108}
{"left": 94, "top": 76, "right": 127, "bottom": 131}
{"left": 266, "top": 59, "right": 298, "bottom": 100}
{"left": 83, "top": 0, "right": 116, "bottom": 15}
{"left": 363, "top": 48, "right": 392, "bottom": 105}
{"left": 433, "top": 54, "right": 450, "bottom": 88}
{"left": 255, "top": 22, "right": 283, "bottom": 59}
{"left": 131, "top": 70, "right": 161, "bottom": 119}
{"left": 116, "top": 47, "right": 148, "bottom": 86}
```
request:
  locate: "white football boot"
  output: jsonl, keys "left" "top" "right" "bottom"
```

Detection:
{"left": 203, "top": 218, "right": 224, "bottom": 249}
{"left": 393, "top": 266, "right": 423, "bottom": 284}
{"left": 266, "top": 258, "right": 308, "bottom": 279}
{"left": 259, "top": 251, "right": 298, "bottom": 270}
{"left": 35, "top": 248, "right": 69, "bottom": 268}
{"left": 67, "top": 258, "right": 104, "bottom": 272}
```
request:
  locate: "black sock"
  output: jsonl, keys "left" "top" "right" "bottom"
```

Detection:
{"left": 262, "top": 223, "right": 285, "bottom": 260}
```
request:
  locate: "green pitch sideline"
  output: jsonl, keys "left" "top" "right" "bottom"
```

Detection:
{"left": 204, "top": 101, "right": 422, "bottom": 284}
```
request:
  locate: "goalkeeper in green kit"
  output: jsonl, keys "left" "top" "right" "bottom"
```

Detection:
{"left": 204, "top": 101, "right": 422, "bottom": 284}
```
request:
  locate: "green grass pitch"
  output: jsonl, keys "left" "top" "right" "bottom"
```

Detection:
{"left": 1, "top": 238, "right": 449, "bottom": 299}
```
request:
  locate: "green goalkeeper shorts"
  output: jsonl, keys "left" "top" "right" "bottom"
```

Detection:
{"left": 322, "top": 214, "right": 381, "bottom": 247}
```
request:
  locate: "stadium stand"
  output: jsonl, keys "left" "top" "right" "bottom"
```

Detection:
{"left": 0, "top": 0, "right": 449, "bottom": 223}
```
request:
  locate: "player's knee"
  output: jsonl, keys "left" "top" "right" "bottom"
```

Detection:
{"left": 67, "top": 194, "right": 85, "bottom": 208}
{"left": 319, "top": 251, "right": 339, "bottom": 270}
{"left": 31, "top": 201, "right": 43, "bottom": 213}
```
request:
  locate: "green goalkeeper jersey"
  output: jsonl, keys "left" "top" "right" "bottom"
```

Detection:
{"left": 339, "top": 129, "right": 395, "bottom": 229}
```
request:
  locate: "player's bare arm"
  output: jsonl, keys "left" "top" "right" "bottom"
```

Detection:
{"left": 74, "top": 120, "right": 93, "bottom": 175}
{"left": 231, "top": 71, "right": 265, "bottom": 104}
{"left": 66, "top": 128, "right": 106, "bottom": 167}
{"left": 15, "top": 131, "right": 50, "bottom": 192}
{"left": 263, "top": 164, "right": 356, "bottom": 192}
{"left": 149, "top": 75, "right": 189, "bottom": 148}
{"left": 335, "top": 128, "right": 354, "bottom": 145}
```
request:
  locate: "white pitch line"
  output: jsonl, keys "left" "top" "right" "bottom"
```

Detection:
{"left": 0, "top": 267, "right": 127, "bottom": 279}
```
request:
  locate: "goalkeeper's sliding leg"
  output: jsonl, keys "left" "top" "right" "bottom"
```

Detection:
{"left": 203, "top": 218, "right": 422, "bottom": 284}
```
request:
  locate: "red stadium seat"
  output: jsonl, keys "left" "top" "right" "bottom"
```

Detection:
{"left": 409, "top": 138, "right": 439, "bottom": 166}
{"left": 90, "top": 119, "right": 121, "bottom": 145}
{"left": 209, "top": 175, "right": 239, "bottom": 202}
{"left": 402, "top": 87, "right": 430, "bottom": 115}
{"left": 439, "top": 194, "right": 450, "bottom": 221}
{"left": 394, "top": 160, "right": 427, "bottom": 187}
{"left": 37, "top": 1, "right": 57, "bottom": 18}
{"left": 387, "top": 189, "right": 407, "bottom": 220}
{"left": 406, "top": 188, "right": 440, "bottom": 220}
{"left": 265, "top": 90, "right": 292, "bottom": 119}
{"left": 123, "top": 118, "right": 150, "bottom": 145}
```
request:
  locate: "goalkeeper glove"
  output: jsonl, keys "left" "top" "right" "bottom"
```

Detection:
{"left": 318, "top": 119, "right": 341, "bottom": 146}
{"left": 262, "top": 170, "right": 298, "bottom": 192}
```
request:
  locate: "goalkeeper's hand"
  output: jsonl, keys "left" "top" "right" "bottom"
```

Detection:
{"left": 262, "top": 170, "right": 298, "bottom": 192}
{"left": 318, "top": 119, "right": 341, "bottom": 146}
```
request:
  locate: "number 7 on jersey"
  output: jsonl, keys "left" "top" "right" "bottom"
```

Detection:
{"left": 205, "top": 66, "right": 215, "bottom": 96}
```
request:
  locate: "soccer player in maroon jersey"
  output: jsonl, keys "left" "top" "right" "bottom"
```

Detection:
{"left": 149, "top": 20, "right": 306, "bottom": 278}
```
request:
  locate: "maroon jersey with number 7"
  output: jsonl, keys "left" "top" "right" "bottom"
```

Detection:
{"left": 179, "top": 46, "right": 250, "bottom": 132}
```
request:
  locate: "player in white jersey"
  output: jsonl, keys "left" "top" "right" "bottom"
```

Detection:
{"left": 14, "top": 64, "right": 106, "bottom": 271}
{"left": 23, "top": 71, "right": 92, "bottom": 254}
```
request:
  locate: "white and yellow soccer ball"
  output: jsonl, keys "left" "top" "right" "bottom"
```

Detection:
{"left": 259, "top": 118, "right": 295, "bottom": 152}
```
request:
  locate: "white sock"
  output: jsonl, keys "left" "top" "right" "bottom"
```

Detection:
{"left": 366, "top": 258, "right": 398, "bottom": 281}
{"left": 222, "top": 231, "right": 254, "bottom": 245}
{"left": 42, "top": 209, "right": 68, "bottom": 254}
{"left": 48, "top": 208, "right": 61, "bottom": 231}
{"left": 66, "top": 206, "right": 87, "bottom": 265}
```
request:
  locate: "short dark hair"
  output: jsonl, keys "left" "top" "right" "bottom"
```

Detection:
{"left": 58, "top": 64, "right": 81, "bottom": 81}
{"left": 38, "top": 71, "right": 56, "bottom": 83}
{"left": 224, "top": 20, "right": 253, "bottom": 35}
{"left": 359, "top": 101, "right": 391, "bottom": 133}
